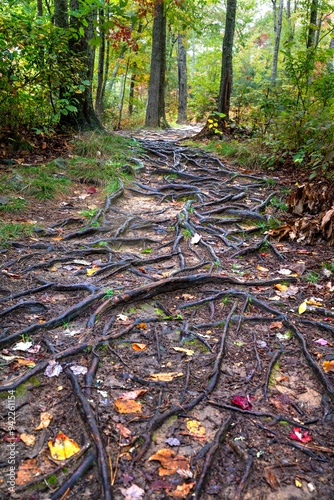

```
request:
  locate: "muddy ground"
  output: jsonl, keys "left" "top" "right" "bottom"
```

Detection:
{"left": 0, "top": 128, "right": 333, "bottom": 500}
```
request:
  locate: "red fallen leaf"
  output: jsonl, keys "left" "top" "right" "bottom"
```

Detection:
{"left": 86, "top": 186, "right": 96, "bottom": 194}
{"left": 260, "top": 253, "right": 268, "bottom": 256}
{"left": 4, "top": 435, "right": 21, "bottom": 442}
{"left": 231, "top": 395, "right": 255, "bottom": 410}
{"left": 290, "top": 428, "right": 312, "bottom": 443}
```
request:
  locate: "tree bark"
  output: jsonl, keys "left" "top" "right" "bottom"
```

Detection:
{"left": 58, "top": 0, "right": 103, "bottom": 131}
{"left": 37, "top": 0, "right": 43, "bottom": 16}
{"left": 271, "top": 0, "right": 283, "bottom": 81}
{"left": 218, "top": 0, "right": 237, "bottom": 119}
{"left": 128, "top": 66, "right": 136, "bottom": 115}
{"left": 307, "top": 0, "right": 318, "bottom": 48}
{"left": 95, "top": 8, "right": 105, "bottom": 121}
{"left": 145, "top": 1, "right": 168, "bottom": 128}
{"left": 54, "top": 0, "right": 68, "bottom": 28}
{"left": 271, "top": 0, "right": 277, "bottom": 32}
{"left": 177, "top": 33, "right": 188, "bottom": 124}
{"left": 327, "top": 28, "right": 334, "bottom": 72}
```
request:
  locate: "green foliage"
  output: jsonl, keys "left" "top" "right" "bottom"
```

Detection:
{"left": 0, "top": 222, "right": 34, "bottom": 246}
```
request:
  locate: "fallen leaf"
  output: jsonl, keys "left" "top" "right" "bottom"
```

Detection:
{"left": 165, "top": 437, "right": 180, "bottom": 446}
{"left": 120, "top": 484, "right": 145, "bottom": 500}
{"left": 149, "top": 372, "right": 183, "bottom": 382}
{"left": 48, "top": 432, "right": 81, "bottom": 460}
{"left": 35, "top": 412, "right": 53, "bottom": 430}
{"left": 132, "top": 343, "right": 147, "bottom": 351}
{"left": 323, "top": 360, "right": 334, "bottom": 372}
{"left": 119, "top": 389, "right": 148, "bottom": 400}
{"left": 86, "top": 186, "right": 96, "bottom": 194}
{"left": 16, "top": 459, "right": 42, "bottom": 486}
{"left": 295, "top": 479, "right": 302, "bottom": 488}
{"left": 135, "top": 323, "right": 147, "bottom": 329}
{"left": 70, "top": 365, "right": 88, "bottom": 375}
{"left": 314, "top": 338, "right": 328, "bottom": 346}
{"left": 231, "top": 395, "right": 255, "bottom": 410}
{"left": 115, "top": 399, "right": 142, "bottom": 414}
{"left": 15, "top": 358, "right": 36, "bottom": 367}
{"left": 116, "top": 423, "right": 132, "bottom": 438}
{"left": 186, "top": 420, "right": 206, "bottom": 437}
{"left": 148, "top": 449, "right": 190, "bottom": 476}
{"left": 274, "top": 284, "right": 288, "bottom": 292}
{"left": 182, "top": 294, "right": 195, "bottom": 299}
{"left": 278, "top": 268, "right": 292, "bottom": 275}
{"left": 172, "top": 482, "right": 195, "bottom": 498}
{"left": 257, "top": 265, "right": 269, "bottom": 272}
{"left": 172, "top": 347, "right": 194, "bottom": 356}
{"left": 270, "top": 321, "right": 283, "bottom": 329}
{"left": 1, "top": 269, "right": 22, "bottom": 279}
{"left": 12, "top": 341, "right": 33, "bottom": 351}
{"left": 298, "top": 302, "right": 307, "bottom": 314}
{"left": 162, "top": 271, "right": 173, "bottom": 277}
{"left": 51, "top": 236, "right": 63, "bottom": 241}
{"left": 265, "top": 469, "right": 279, "bottom": 489}
{"left": 117, "top": 314, "right": 128, "bottom": 321}
{"left": 20, "top": 433, "right": 36, "bottom": 446}
{"left": 191, "top": 233, "right": 201, "bottom": 244}
{"left": 44, "top": 360, "right": 63, "bottom": 377}
{"left": 87, "top": 267, "right": 100, "bottom": 276}
{"left": 290, "top": 428, "right": 312, "bottom": 443}
{"left": 28, "top": 344, "right": 41, "bottom": 354}
{"left": 51, "top": 266, "right": 57, "bottom": 272}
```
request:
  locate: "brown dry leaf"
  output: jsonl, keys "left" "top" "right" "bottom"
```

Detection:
{"left": 20, "top": 433, "right": 36, "bottom": 446}
{"left": 162, "top": 271, "right": 173, "bottom": 277}
{"left": 148, "top": 449, "right": 190, "bottom": 476}
{"left": 265, "top": 469, "right": 279, "bottom": 489}
{"left": 51, "top": 237, "right": 63, "bottom": 241}
{"left": 186, "top": 420, "right": 206, "bottom": 437}
{"left": 35, "top": 412, "right": 53, "bottom": 430}
{"left": 270, "top": 321, "right": 283, "bottom": 329}
{"left": 115, "top": 399, "right": 142, "bottom": 414}
{"left": 182, "top": 294, "right": 195, "bottom": 299}
{"left": 1, "top": 270, "right": 22, "bottom": 279}
{"left": 116, "top": 423, "right": 132, "bottom": 438}
{"left": 149, "top": 372, "right": 183, "bottom": 382}
{"left": 119, "top": 389, "right": 148, "bottom": 401}
{"left": 274, "top": 284, "right": 288, "bottom": 292}
{"left": 132, "top": 343, "right": 147, "bottom": 351}
{"left": 172, "top": 482, "right": 195, "bottom": 498}
{"left": 172, "top": 347, "right": 194, "bottom": 356}
{"left": 323, "top": 360, "right": 334, "bottom": 373}
{"left": 16, "top": 459, "right": 42, "bottom": 486}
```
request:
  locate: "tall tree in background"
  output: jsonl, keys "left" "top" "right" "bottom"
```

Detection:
{"left": 177, "top": 32, "right": 188, "bottom": 124}
{"left": 307, "top": 0, "right": 318, "bottom": 48}
{"left": 145, "top": 1, "right": 168, "bottom": 128}
{"left": 271, "top": 0, "right": 283, "bottom": 80}
{"left": 218, "top": 0, "right": 237, "bottom": 119}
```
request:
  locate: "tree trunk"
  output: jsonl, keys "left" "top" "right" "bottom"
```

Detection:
{"left": 105, "top": 45, "right": 127, "bottom": 97}
{"left": 307, "top": 0, "right": 318, "bottom": 48}
{"left": 95, "top": 8, "right": 105, "bottom": 120}
{"left": 271, "top": 0, "right": 283, "bottom": 81}
{"left": 37, "top": 0, "right": 43, "bottom": 16}
{"left": 59, "top": 0, "right": 103, "bottom": 131}
{"left": 128, "top": 66, "right": 136, "bottom": 115}
{"left": 145, "top": 1, "right": 168, "bottom": 128}
{"left": 177, "top": 33, "right": 188, "bottom": 124}
{"left": 271, "top": 0, "right": 277, "bottom": 32}
{"left": 327, "top": 28, "right": 334, "bottom": 72}
{"left": 218, "top": 0, "right": 237, "bottom": 119}
{"left": 54, "top": 0, "right": 68, "bottom": 28}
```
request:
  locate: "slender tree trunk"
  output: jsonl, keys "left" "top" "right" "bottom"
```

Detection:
{"left": 271, "top": 0, "right": 277, "bottom": 32}
{"left": 117, "top": 58, "right": 130, "bottom": 129}
{"left": 128, "top": 66, "right": 136, "bottom": 115}
{"left": 105, "top": 45, "right": 127, "bottom": 97}
{"left": 95, "top": 8, "right": 105, "bottom": 120}
{"left": 218, "top": 0, "right": 237, "bottom": 119}
{"left": 307, "top": 0, "right": 318, "bottom": 48}
{"left": 315, "top": 12, "right": 323, "bottom": 47}
{"left": 271, "top": 0, "right": 283, "bottom": 80}
{"left": 145, "top": 1, "right": 168, "bottom": 128}
{"left": 177, "top": 33, "right": 188, "bottom": 124}
{"left": 54, "top": 0, "right": 68, "bottom": 28}
{"left": 327, "top": 28, "right": 334, "bottom": 72}
{"left": 37, "top": 0, "right": 43, "bottom": 16}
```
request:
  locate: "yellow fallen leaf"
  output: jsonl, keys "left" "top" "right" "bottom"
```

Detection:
{"left": 35, "top": 412, "right": 53, "bottom": 430}
{"left": 57, "top": 386, "right": 63, "bottom": 391}
{"left": 115, "top": 399, "right": 142, "bottom": 414}
{"left": 257, "top": 265, "right": 269, "bottom": 272}
{"left": 51, "top": 237, "right": 62, "bottom": 241}
{"left": 306, "top": 298, "right": 322, "bottom": 306}
{"left": 173, "top": 347, "right": 194, "bottom": 356}
{"left": 274, "top": 284, "right": 288, "bottom": 292}
{"left": 162, "top": 271, "right": 173, "bottom": 277}
{"left": 87, "top": 267, "right": 100, "bottom": 276}
{"left": 295, "top": 479, "right": 302, "bottom": 488}
{"left": 16, "top": 358, "right": 36, "bottom": 367}
{"left": 20, "top": 434, "right": 36, "bottom": 447}
{"left": 149, "top": 372, "right": 183, "bottom": 382}
{"left": 48, "top": 432, "right": 80, "bottom": 460}
{"left": 51, "top": 266, "right": 57, "bottom": 272}
{"left": 182, "top": 294, "right": 195, "bottom": 299}
{"left": 186, "top": 419, "right": 206, "bottom": 437}
{"left": 132, "top": 343, "right": 147, "bottom": 351}
{"left": 299, "top": 302, "right": 307, "bottom": 314}
{"left": 323, "top": 360, "right": 334, "bottom": 373}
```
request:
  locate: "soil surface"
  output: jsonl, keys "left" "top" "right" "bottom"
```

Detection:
{"left": 0, "top": 128, "right": 334, "bottom": 500}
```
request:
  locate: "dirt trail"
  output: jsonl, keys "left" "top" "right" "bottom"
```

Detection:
{"left": 0, "top": 129, "right": 333, "bottom": 500}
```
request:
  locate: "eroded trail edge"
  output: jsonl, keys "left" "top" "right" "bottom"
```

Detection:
{"left": 1, "top": 137, "right": 333, "bottom": 500}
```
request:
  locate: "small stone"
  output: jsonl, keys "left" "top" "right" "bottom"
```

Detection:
{"left": 0, "top": 196, "right": 9, "bottom": 205}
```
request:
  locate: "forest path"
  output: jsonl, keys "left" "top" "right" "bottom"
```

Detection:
{"left": 0, "top": 130, "right": 333, "bottom": 500}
